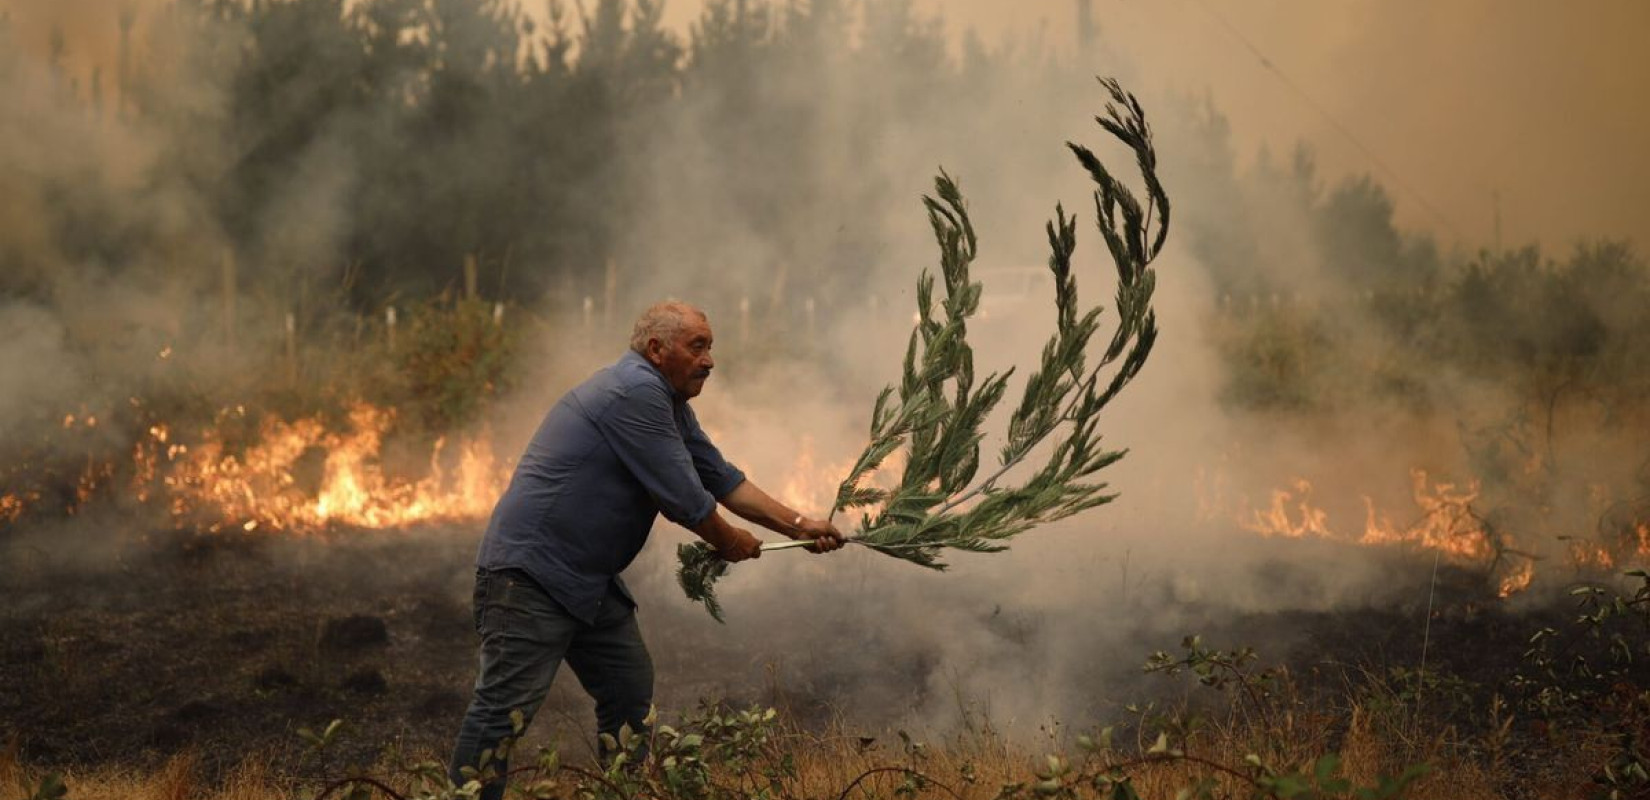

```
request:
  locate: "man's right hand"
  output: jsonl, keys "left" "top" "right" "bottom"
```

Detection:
{"left": 717, "top": 529, "right": 763, "bottom": 563}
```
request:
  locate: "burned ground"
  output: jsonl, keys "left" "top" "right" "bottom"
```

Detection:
{"left": 1, "top": 514, "right": 1612, "bottom": 789}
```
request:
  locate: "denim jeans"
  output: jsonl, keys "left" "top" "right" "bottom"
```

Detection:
{"left": 449, "top": 568, "right": 654, "bottom": 800}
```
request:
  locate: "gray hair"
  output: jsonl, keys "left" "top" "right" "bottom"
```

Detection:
{"left": 629, "top": 300, "right": 706, "bottom": 354}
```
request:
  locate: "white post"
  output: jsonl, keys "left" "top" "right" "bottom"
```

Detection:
{"left": 603, "top": 259, "right": 618, "bottom": 333}
{"left": 285, "top": 311, "right": 298, "bottom": 384}
{"left": 221, "top": 249, "right": 236, "bottom": 349}
{"left": 739, "top": 295, "right": 751, "bottom": 348}
{"left": 386, "top": 306, "right": 398, "bottom": 350}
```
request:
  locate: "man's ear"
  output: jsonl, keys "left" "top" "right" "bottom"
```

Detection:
{"left": 643, "top": 337, "right": 666, "bottom": 365}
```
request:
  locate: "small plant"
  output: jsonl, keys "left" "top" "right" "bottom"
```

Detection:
{"left": 1513, "top": 569, "right": 1650, "bottom": 799}
{"left": 23, "top": 773, "right": 67, "bottom": 800}
{"left": 392, "top": 296, "right": 517, "bottom": 432}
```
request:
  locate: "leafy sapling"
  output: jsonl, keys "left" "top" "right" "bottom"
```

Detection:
{"left": 679, "top": 77, "right": 1171, "bottom": 620}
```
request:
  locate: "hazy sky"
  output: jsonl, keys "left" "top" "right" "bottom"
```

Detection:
{"left": 656, "top": 0, "right": 1650, "bottom": 249}
{"left": 7, "top": 0, "right": 1648, "bottom": 249}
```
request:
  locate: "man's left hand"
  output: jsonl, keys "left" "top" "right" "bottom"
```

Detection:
{"left": 795, "top": 517, "right": 846, "bottom": 552}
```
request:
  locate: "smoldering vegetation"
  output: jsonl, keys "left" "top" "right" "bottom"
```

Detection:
{"left": 2, "top": 0, "right": 1649, "bottom": 784}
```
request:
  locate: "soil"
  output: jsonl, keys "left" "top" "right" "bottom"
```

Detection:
{"left": 0, "top": 512, "right": 1629, "bottom": 790}
{"left": 1, "top": 521, "right": 483, "bottom": 778}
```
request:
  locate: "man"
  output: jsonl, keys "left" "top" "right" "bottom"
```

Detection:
{"left": 449, "top": 300, "right": 844, "bottom": 799}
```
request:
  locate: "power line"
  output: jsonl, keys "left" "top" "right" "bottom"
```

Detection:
{"left": 1180, "top": 0, "right": 1467, "bottom": 241}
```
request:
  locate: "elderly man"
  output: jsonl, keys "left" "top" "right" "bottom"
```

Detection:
{"left": 450, "top": 300, "right": 843, "bottom": 798}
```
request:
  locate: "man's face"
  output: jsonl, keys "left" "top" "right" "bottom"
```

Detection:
{"left": 645, "top": 313, "right": 715, "bottom": 399}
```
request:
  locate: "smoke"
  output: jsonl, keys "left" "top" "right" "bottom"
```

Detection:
{"left": 4, "top": 0, "right": 1648, "bottom": 748}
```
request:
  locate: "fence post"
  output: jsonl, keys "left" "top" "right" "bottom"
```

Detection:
{"left": 221, "top": 249, "right": 237, "bottom": 350}
{"left": 285, "top": 311, "right": 298, "bottom": 385}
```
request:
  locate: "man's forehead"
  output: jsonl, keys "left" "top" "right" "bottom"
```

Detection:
{"left": 680, "top": 313, "right": 712, "bottom": 338}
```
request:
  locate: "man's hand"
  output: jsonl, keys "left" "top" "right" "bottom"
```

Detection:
{"left": 794, "top": 517, "right": 845, "bottom": 552}
{"left": 717, "top": 528, "right": 763, "bottom": 562}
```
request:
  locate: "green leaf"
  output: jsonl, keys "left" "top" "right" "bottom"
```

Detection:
{"left": 28, "top": 773, "right": 67, "bottom": 800}
{"left": 1314, "top": 753, "right": 1341, "bottom": 783}
{"left": 1148, "top": 732, "right": 1169, "bottom": 754}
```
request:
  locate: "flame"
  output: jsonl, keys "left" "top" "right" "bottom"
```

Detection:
{"left": 138, "top": 402, "right": 510, "bottom": 531}
{"left": 1498, "top": 560, "right": 1535, "bottom": 597}
{"left": 1230, "top": 468, "right": 1543, "bottom": 595}
{"left": 778, "top": 435, "right": 833, "bottom": 512}
{"left": 1358, "top": 470, "right": 1492, "bottom": 561}
{"left": 1242, "top": 478, "right": 1332, "bottom": 539}
{"left": 1229, "top": 466, "right": 1650, "bottom": 599}
{"left": 1239, "top": 470, "right": 1492, "bottom": 558}
{"left": 1567, "top": 540, "right": 1615, "bottom": 570}
{"left": 777, "top": 434, "right": 905, "bottom": 519}
{"left": 1, "top": 492, "right": 32, "bottom": 526}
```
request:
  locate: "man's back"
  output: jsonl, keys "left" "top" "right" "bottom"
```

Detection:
{"left": 476, "top": 349, "right": 744, "bottom": 623}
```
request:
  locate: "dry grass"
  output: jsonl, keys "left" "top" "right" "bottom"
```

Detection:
{"left": 4, "top": 702, "right": 1609, "bottom": 800}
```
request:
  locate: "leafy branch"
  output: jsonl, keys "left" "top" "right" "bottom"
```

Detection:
{"left": 679, "top": 77, "right": 1171, "bottom": 620}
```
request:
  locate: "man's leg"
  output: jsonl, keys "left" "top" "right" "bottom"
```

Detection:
{"left": 450, "top": 569, "right": 580, "bottom": 800}
{"left": 565, "top": 583, "right": 655, "bottom": 763}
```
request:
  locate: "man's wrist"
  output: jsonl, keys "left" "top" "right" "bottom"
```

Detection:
{"left": 790, "top": 513, "right": 805, "bottom": 538}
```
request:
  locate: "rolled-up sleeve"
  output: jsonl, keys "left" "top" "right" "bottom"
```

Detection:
{"left": 597, "top": 382, "right": 719, "bottom": 527}
{"left": 679, "top": 404, "right": 747, "bottom": 498}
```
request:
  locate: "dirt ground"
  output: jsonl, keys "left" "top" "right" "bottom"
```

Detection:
{"left": 2, "top": 519, "right": 486, "bottom": 777}
{"left": 0, "top": 509, "right": 1598, "bottom": 788}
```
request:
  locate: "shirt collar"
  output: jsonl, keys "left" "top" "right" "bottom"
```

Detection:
{"left": 621, "top": 349, "right": 687, "bottom": 403}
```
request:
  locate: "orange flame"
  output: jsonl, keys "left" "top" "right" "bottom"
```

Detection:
{"left": 141, "top": 402, "right": 510, "bottom": 531}
{"left": 1241, "top": 478, "right": 1331, "bottom": 539}
{"left": 1228, "top": 468, "right": 1555, "bottom": 595}
{"left": 0, "top": 492, "right": 31, "bottom": 526}
{"left": 1498, "top": 560, "right": 1535, "bottom": 598}
{"left": 777, "top": 434, "right": 905, "bottom": 520}
{"left": 1239, "top": 470, "right": 1493, "bottom": 559}
{"left": 1358, "top": 470, "right": 1492, "bottom": 561}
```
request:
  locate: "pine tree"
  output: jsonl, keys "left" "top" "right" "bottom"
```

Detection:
{"left": 679, "top": 78, "right": 1172, "bottom": 621}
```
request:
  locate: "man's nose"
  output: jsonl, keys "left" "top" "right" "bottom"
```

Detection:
{"left": 701, "top": 353, "right": 715, "bottom": 369}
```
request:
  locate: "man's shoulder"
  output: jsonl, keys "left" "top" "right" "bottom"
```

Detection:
{"left": 573, "top": 353, "right": 672, "bottom": 415}
{"left": 608, "top": 352, "right": 672, "bottom": 398}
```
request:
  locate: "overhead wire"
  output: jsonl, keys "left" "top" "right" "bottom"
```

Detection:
{"left": 1177, "top": 0, "right": 1467, "bottom": 242}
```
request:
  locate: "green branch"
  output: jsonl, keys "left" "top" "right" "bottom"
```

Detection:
{"left": 679, "top": 77, "right": 1171, "bottom": 621}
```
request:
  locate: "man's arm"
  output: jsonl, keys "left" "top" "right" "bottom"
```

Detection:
{"left": 720, "top": 480, "right": 845, "bottom": 552}
{"left": 692, "top": 507, "right": 764, "bottom": 562}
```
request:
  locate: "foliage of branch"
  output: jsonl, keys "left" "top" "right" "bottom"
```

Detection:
{"left": 679, "top": 77, "right": 1171, "bottom": 618}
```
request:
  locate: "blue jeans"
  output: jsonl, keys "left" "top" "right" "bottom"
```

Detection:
{"left": 449, "top": 568, "right": 654, "bottom": 800}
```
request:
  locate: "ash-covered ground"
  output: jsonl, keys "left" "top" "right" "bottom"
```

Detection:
{"left": 1, "top": 506, "right": 1577, "bottom": 780}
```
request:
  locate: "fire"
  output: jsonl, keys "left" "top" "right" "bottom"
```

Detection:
{"left": 1240, "top": 470, "right": 1493, "bottom": 559}
{"left": 1567, "top": 539, "right": 1615, "bottom": 570}
{"left": 1231, "top": 467, "right": 1650, "bottom": 599}
{"left": 778, "top": 435, "right": 834, "bottom": 511}
{"left": 139, "top": 402, "right": 510, "bottom": 531}
{"left": 1241, "top": 478, "right": 1331, "bottom": 539}
{"left": 777, "top": 434, "right": 905, "bottom": 519}
{"left": 1, "top": 492, "right": 31, "bottom": 525}
{"left": 1358, "top": 470, "right": 1492, "bottom": 561}
{"left": 1498, "top": 560, "right": 1535, "bottom": 597}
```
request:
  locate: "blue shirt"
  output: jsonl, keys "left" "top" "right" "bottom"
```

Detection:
{"left": 476, "top": 350, "right": 747, "bottom": 623}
